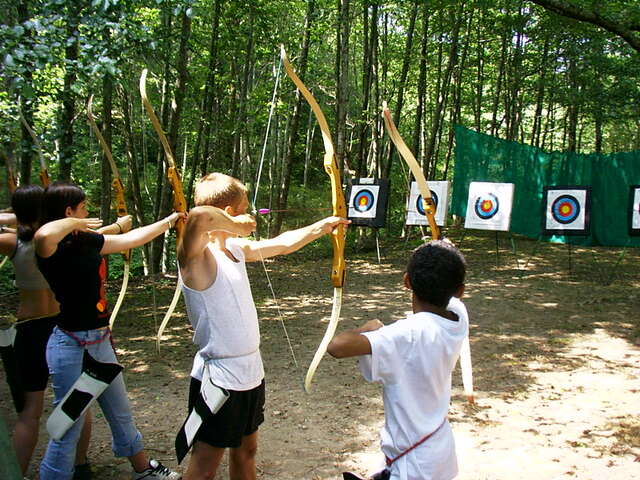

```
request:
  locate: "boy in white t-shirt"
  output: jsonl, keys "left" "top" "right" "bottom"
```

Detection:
{"left": 177, "top": 172, "right": 349, "bottom": 480}
{"left": 328, "top": 240, "right": 468, "bottom": 480}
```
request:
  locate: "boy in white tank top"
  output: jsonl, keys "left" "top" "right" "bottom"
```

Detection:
{"left": 177, "top": 172, "right": 349, "bottom": 480}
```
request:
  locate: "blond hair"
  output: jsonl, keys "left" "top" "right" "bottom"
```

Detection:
{"left": 194, "top": 173, "right": 248, "bottom": 209}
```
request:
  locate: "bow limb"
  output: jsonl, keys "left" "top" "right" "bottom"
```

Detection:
{"left": 139, "top": 69, "right": 188, "bottom": 352}
{"left": 382, "top": 102, "right": 474, "bottom": 404}
{"left": 281, "top": 46, "right": 347, "bottom": 392}
{"left": 382, "top": 102, "right": 439, "bottom": 240}
{"left": 86, "top": 95, "right": 131, "bottom": 331}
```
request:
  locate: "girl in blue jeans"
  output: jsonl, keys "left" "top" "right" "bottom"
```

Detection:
{"left": 35, "top": 181, "right": 185, "bottom": 480}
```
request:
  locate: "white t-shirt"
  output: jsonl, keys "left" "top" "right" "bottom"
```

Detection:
{"left": 180, "top": 238, "right": 264, "bottom": 391}
{"left": 359, "top": 297, "right": 469, "bottom": 480}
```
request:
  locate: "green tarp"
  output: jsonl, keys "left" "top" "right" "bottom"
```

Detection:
{"left": 452, "top": 125, "right": 640, "bottom": 247}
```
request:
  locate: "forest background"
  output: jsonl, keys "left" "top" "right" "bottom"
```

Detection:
{"left": 1, "top": 0, "right": 640, "bottom": 281}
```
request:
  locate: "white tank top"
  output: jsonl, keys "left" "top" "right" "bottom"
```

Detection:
{"left": 180, "top": 239, "right": 263, "bottom": 391}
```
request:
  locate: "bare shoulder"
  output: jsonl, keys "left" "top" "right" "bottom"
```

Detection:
{"left": 180, "top": 243, "right": 218, "bottom": 291}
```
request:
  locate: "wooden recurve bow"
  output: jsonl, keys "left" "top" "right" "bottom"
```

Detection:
{"left": 139, "top": 69, "right": 188, "bottom": 353}
{"left": 281, "top": 46, "right": 347, "bottom": 392}
{"left": 87, "top": 94, "right": 131, "bottom": 330}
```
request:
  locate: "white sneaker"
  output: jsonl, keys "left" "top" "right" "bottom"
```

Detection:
{"left": 131, "top": 459, "right": 181, "bottom": 479}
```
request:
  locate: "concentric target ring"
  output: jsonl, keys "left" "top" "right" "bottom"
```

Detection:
{"left": 551, "top": 194, "right": 580, "bottom": 224}
{"left": 474, "top": 193, "right": 499, "bottom": 219}
{"left": 354, "top": 189, "right": 375, "bottom": 213}
{"left": 416, "top": 191, "right": 438, "bottom": 216}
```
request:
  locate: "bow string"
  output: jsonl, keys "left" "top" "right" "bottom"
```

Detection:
{"left": 281, "top": 46, "right": 347, "bottom": 392}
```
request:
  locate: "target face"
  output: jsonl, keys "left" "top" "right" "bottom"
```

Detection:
{"left": 629, "top": 185, "right": 640, "bottom": 236}
{"left": 474, "top": 193, "right": 499, "bottom": 219}
{"left": 464, "top": 182, "right": 514, "bottom": 231}
{"left": 353, "top": 189, "right": 375, "bottom": 213}
{"left": 406, "top": 181, "right": 449, "bottom": 226}
{"left": 347, "top": 178, "right": 389, "bottom": 228}
{"left": 543, "top": 186, "right": 590, "bottom": 235}
{"left": 551, "top": 195, "right": 580, "bottom": 224}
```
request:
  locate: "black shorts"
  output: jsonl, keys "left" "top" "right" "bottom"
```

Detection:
{"left": 13, "top": 315, "right": 58, "bottom": 392}
{"left": 187, "top": 377, "right": 265, "bottom": 449}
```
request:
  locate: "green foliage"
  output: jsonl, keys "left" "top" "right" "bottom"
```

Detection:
{"left": 1, "top": 0, "right": 640, "bottom": 281}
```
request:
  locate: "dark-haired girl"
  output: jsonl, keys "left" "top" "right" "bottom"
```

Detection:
{"left": 34, "top": 181, "right": 183, "bottom": 480}
{"left": 0, "top": 184, "right": 103, "bottom": 478}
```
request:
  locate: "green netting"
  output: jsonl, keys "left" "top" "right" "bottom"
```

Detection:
{"left": 452, "top": 125, "right": 640, "bottom": 247}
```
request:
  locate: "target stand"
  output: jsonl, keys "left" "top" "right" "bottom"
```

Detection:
{"left": 540, "top": 186, "right": 592, "bottom": 276}
{"left": 347, "top": 178, "right": 390, "bottom": 263}
{"left": 460, "top": 182, "right": 520, "bottom": 269}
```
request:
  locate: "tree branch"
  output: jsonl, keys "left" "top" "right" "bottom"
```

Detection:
{"left": 530, "top": 0, "right": 640, "bottom": 53}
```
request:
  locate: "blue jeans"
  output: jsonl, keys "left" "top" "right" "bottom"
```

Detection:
{"left": 40, "top": 327, "right": 143, "bottom": 480}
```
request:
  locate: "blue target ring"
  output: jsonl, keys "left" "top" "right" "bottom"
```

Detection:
{"left": 416, "top": 191, "right": 438, "bottom": 216}
{"left": 552, "top": 194, "right": 580, "bottom": 224}
{"left": 474, "top": 193, "right": 499, "bottom": 219}
{"left": 354, "top": 189, "right": 375, "bottom": 213}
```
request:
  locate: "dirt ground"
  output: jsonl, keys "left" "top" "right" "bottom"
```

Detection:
{"left": 1, "top": 229, "right": 639, "bottom": 479}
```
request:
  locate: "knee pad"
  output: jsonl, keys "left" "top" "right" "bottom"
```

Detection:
{"left": 47, "top": 350, "right": 122, "bottom": 441}
{"left": 175, "top": 367, "right": 229, "bottom": 463}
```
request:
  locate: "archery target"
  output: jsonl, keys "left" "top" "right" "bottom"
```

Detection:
{"left": 348, "top": 185, "right": 378, "bottom": 219}
{"left": 464, "top": 182, "right": 514, "bottom": 231}
{"left": 353, "top": 189, "right": 375, "bottom": 213}
{"left": 542, "top": 186, "right": 590, "bottom": 235}
{"left": 629, "top": 185, "right": 640, "bottom": 236}
{"left": 347, "top": 178, "right": 390, "bottom": 227}
{"left": 406, "top": 181, "right": 449, "bottom": 226}
{"left": 474, "top": 193, "right": 500, "bottom": 219}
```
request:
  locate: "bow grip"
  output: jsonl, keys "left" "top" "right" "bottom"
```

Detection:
{"left": 167, "top": 166, "right": 187, "bottom": 239}
{"left": 330, "top": 223, "right": 346, "bottom": 288}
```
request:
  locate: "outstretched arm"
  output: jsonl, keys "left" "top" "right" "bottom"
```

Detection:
{"left": 97, "top": 215, "right": 133, "bottom": 235}
{"left": 327, "top": 319, "right": 383, "bottom": 358}
{"left": 35, "top": 217, "right": 104, "bottom": 258}
{"left": 100, "top": 212, "right": 185, "bottom": 255}
{"left": 240, "top": 216, "right": 350, "bottom": 262}
{"left": 0, "top": 212, "right": 16, "bottom": 227}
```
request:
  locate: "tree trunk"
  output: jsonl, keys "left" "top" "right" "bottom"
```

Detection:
{"left": 336, "top": 0, "right": 351, "bottom": 169}
{"left": 119, "top": 84, "right": 150, "bottom": 273}
{"left": 232, "top": 7, "right": 254, "bottom": 178}
{"left": 58, "top": 3, "right": 81, "bottom": 180}
{"left": 490, "top": 30, "right": 509, "bottom": 138}
{"left": 424, "top": 2, "right": 463, "bottom": 178}
{"left": 381, "top": 3, "right": 417, "bottom": 179}
{"left": 531, "top": 36, "right": 550, "bottom": 147}
{"left": 566, "top": 57, "right": 579, "bottom": 152}
{"left": 412, "top": 5, "right": 430, "bottom": 162}
{"left": 356, "top": 0, "right": 373, "bottom": 178}
{"left": 99, "top": 73, "right": 114, "bottom": 223}
{"left": 17, "top": 2, "right": 33, "bottom": 183}
{"left": 187, "top": 0, "right": 222, "bottom": 204}
{"left": 273, "top": 0, "right": 315, "bottom": 236}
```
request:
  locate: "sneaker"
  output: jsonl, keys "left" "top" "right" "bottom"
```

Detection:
{"left": 73, "top": 462, "right": 93, "bottom": 480}
{"left": 132, "top": 459, "right": 181, "bottom": 479}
